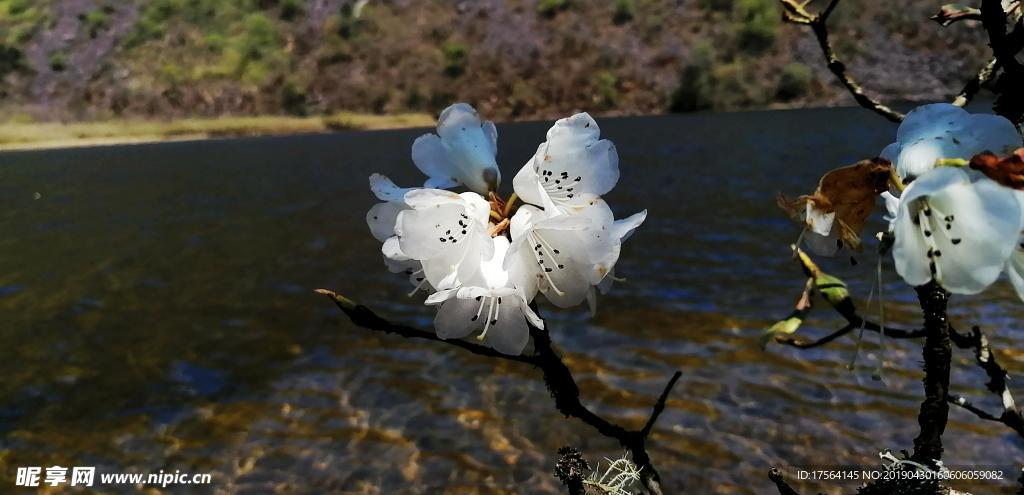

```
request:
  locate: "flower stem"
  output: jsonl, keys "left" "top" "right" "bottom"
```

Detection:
{"left": 911, "top": 281, "right": 952, "bottom": 466}
{"left": 502, "top": 192, "right": 519, "bottom": 218}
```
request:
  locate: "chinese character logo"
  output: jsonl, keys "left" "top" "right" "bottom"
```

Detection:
{"left": 15, "top": 467, "right": 41, "bottom": 487}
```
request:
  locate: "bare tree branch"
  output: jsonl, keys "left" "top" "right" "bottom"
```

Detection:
{"left": 779, "top": 0, "right": 905, "bottom": 123}
{"left": 981, "top": 0, "right": 1024, "bottom": 75}
{"left": 948, "top": 326, "right": 1024, "bottom": 440}
{"left": 314, "top": 289, "right": 535, "bottom": 364}
{"left": 642, "top": 371, "right": 683, "bottom": 437}
{"left": 911, "top": 282, "right": 952, "bottom": 466}
{"left": 316, "top": 288, "right": 682, "bottom": 495}
{"left": 981, "top": 0, "right": 1024, "bottom": 122}
{"left": 952, "top": 58, "right": 1000, "bottom": 108}
{"left": 773, "top": 322, "right": 856, "bottom": 348}
{"left": 768, "top": 468, "right": 803, "bottom": 495}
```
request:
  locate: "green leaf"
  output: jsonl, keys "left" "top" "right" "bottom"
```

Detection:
{"left": 814, "top": 272, "right": 849, "bottom": 307}
{"left": 760, "top": 315, "right": 804, "bottom": 350}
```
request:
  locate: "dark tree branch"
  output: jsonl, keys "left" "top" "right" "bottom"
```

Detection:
{"left": 948, "top": 325, "right": 1024, "bottom": 440}
{"left": 981, "top": 0, "right": 1024, "bottom": 122}
{"left": 316, "top": 289, "right": 682, "bottom": 495}
{"left": 949, "top": 394, "right": 1003, "bottom": 422}
{"left": 314, "top": 289, "right": 535, "bottom": 364}
{"left": 771, "top": 297, "right": 927, "bottom": 350}
{"left": 948, "top": 394, "right": 1024, "bottom": 438}
{"left": 952, "top": 58, "right": 1000, "bottom": 108}
{"left": 779, "top": 0, "right": 905, "bottom": 123}
{"left": 768, "top": 468, "right": 802, "bottom": 495}
{"left": 777, "top": 250, "right": 1024, "bottom": 443}
{"left": 981, "top": 0, "right": 1024, "bottom": 76}
{"left": 773, "top": 322, "right": 856, "bottom": 348}
{"left": 642, "top": 371, "right": 683, "bottom": 437}
{"left": 911, "top": 282, "right": 952, "bottom": 466}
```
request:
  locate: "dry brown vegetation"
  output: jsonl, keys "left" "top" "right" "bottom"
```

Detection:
{"left": 0, "top": 0, "right": 997, "bottom": 124}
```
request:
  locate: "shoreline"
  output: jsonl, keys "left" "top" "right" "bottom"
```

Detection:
{"left": 0, "top": 112, "right": 435, "bottom": 152}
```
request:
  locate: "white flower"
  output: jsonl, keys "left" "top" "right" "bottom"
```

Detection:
{"left": 366, "top": 174, "right": 415, "bottom": 242}
{"left": 506, "top": 199, "right": 646, "bottom": 311}
{"left": 1005, "top": 246, "right": 1024, "bottom": 302}
{"left": 512, "top": 112, "right": 619, "bottom": 211}
{"left": 395, "top": 188, "right": 494, "bottom": 290}
{"left": 412, "top": 103, "right": 501, "bottom": 195}
{"left": 892, "top": 167, "right": 1023, "bottom": 293}
{"left": 1003, "top": 191, "right": 1024, "bottom": 302}
{"left": 425, "top": 236, "right": 544, "bottom": 355}
{"left": 881, "top": 103, "right": 1022, "bottom": 180}
{"left": 365, "top": 174, "right": 433, "bottom": 292}
{"left": 880, "top": 191, "right": 900, "bottom": 233}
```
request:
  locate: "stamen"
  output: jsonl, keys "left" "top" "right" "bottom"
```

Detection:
{"left": 406, "top": 269, "right": 429, "bottom": 297}
{"left": 471, "top": 296, "right": 488, "bottom": 322}
{"left": 529, "top": 232, "right": 566, "bottom": 296}
{"left": 848, "top": 275, "right": 876, "bottom": 371}
{"left": 873, "top": 253, "right": 888, "bottom": 382}
{"left": 918, "top": 207, "right": 942, "bottom": 283}
{"left": 477, "top": 297, "right": 498, "bottom": 340}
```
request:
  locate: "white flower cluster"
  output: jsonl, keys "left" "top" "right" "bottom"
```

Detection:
{"left": 366, "top": 103, "right": 646, "bottom": 355}
{"left": 797, "top": 103, "right": 1024, "bottom": 300}
{"left": 880, "top": 104, "right": 1024, "bottom": 298}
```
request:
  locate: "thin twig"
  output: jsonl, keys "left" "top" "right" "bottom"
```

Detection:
{"left": 952, "top": 58, "right": 1000, "bottom": 108}
{"left": 948, "top": 394, "right": 1024, "bottom": 438}
{"left": 773, "top": 322, "right": 856, "bottom": 348}
{"left": 779, "top": 0, "right": 905, "bottom": 123}
{"left": 948, "top": 325, "right": 1024, "bottom": 440}
{"left": 641, "top": 371, "right": 683, "bottom": 437}
{"left": 317, "top": 288, "right": 682, "bottom": 495}
{"left": 771, "top": 309, "right": 926, "bottom": 350}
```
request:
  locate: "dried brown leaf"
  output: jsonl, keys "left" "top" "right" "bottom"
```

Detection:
{"left": 777, "top": 158, "right": 892, "bottom": 251}
{"left": 970, "top": 148, "right": 1024, "bottom": 189}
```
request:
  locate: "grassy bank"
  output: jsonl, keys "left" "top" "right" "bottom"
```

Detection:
{"left": 0, "top": 112, "right": 435, "bottom": 151}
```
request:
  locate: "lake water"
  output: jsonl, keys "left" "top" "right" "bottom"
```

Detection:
{"left": 1, "top": 107, "right": 1022, "bottom": 494}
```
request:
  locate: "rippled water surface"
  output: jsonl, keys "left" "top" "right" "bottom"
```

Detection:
{"left": 1, "top": 107, "right": 1022, "bottom": 494}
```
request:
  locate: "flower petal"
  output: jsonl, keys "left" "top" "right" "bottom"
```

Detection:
{"left": 884, "top": 103, "right": 1023, "bottom": 179}
{"left": 434, "top": 297, "right": 484, "bottom": 339}
{"left": 484, "top": 298, "right": 530, "bottom": 355}
{"left": 369, "top": 173, "right": 415, "bottom": 202}
{"left": 545, "top": 113, "right": 619, "bottom": 197}
{"left": 612, "top": 209, "right": 647, "bottom": 241}
{"left": 894, "top": 168, "right": 1023, "bottom": 293}
{"left": 806, "top": 203, "right": 835, "bottom": 236}
{"left": 436, "top": 103, "right": 501, "bottom": 194}
{"left": 483, "top": 120, "right": 498, "bottom": 156}
{"left": 1005, "top": 247, "right": 1024, "bottom": 303}
{"left": 514, "top": 113, "right": 619, "bottom": 208}
{"left": 412, "top": 135, "right": 461, "bottom": 189}
{"left": 366, "top": 202, "right": 404, "bottom": 242}
{"left": 512, "top": 151, "right": 547, "bottom": 206}
{"left": 425, "top": 288, "right": 457, "bottom": 305}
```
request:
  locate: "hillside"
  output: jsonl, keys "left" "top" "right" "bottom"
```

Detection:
{"left": 0, "top": 0, "right": 996, "bottom": 123}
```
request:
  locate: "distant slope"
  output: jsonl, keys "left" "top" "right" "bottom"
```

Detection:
{"left": 0, "top": 0, "right": 994, "bottom": 123}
